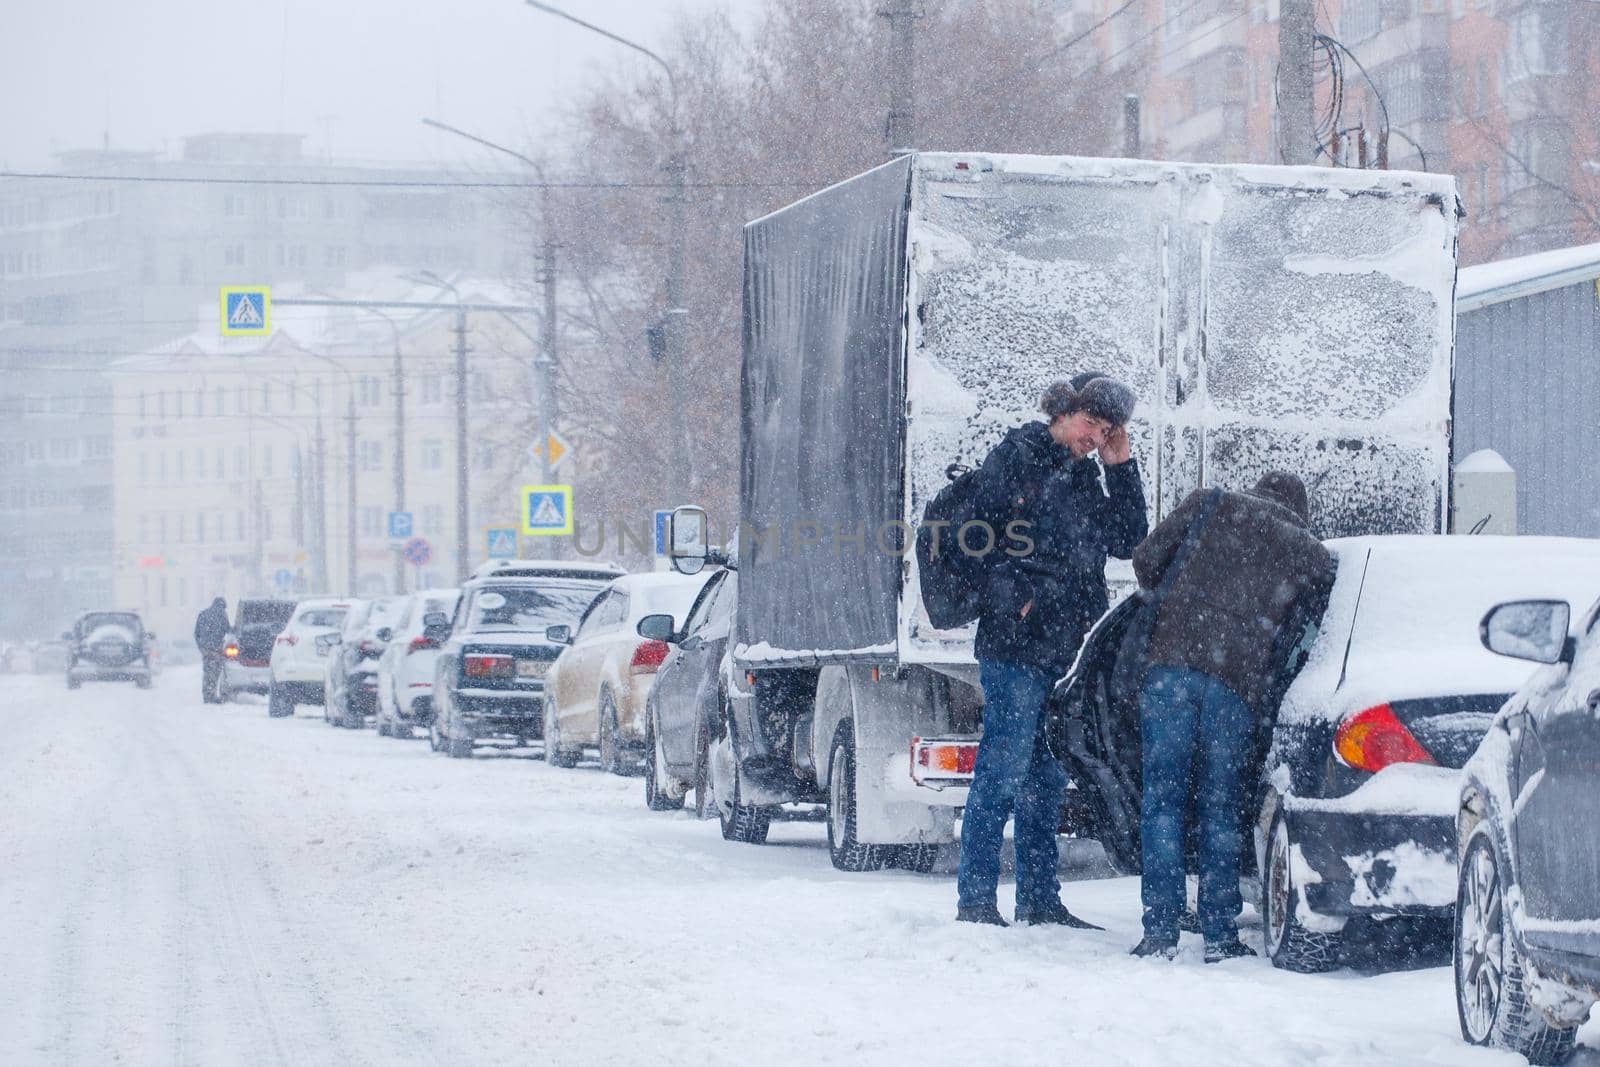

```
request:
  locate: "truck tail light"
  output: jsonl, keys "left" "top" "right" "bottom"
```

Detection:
{"left": 1334, "top": 703, "right": 1436, "bottom": 773}
{"left": 408, "top": 636, "right": 440, "bottom": 654}
{"left": 464, "top": 654, "right": 513, "bottom": 678}
{"left": 910, "top": 736, "right": 979, "bottom": 784}
{"left": 630, "top": 640, "right": 670, "bottom": 675}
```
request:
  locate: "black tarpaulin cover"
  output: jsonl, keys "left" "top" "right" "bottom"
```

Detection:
{"left": 737, "top": 157, "right": 912, "bottom": 658}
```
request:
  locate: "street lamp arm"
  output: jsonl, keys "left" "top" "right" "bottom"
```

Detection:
{"left": 523, "top": 0, "right": 679, "bottom": 107}
{"left": 423, "top": 118, "right": 540, "bottom": 169}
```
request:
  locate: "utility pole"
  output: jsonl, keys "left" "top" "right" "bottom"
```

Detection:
{"left": 1278, "top": 0, "right": 1316, "bottom": 165}
{"left": 346, "top": 394, "right": 358, "bottom": 594}
{"left": 453, "top": 309, "right": 471, "bottom": 584}
{"left": 537, "top": 188, "right": 560, "bottom": 559}
{"left": 314, "top": 416, "right": 329, "bottom": 592}
{"left": 1123, "top": 95, "right": 1142, "bottom": 158}
{"left": 879, "top": 4, "right": 923, "bottom": 158}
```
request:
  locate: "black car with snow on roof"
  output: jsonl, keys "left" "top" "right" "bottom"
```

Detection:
{"left": 1051, "top": 535, "right": 1600, "bottom": 973}
{"left": 429, "top": 563, "right": 621, "bottom": 759}
{"left": 64, "top": 610, "right": 154, "bottom": 689}
{"left": 1453, "top": 591, "right": 1600, "bottom": 1063}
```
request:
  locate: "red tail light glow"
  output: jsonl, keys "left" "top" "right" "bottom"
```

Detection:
{"left": 630, "top": 640, "right": 671, "bottom": 675}
{"left": 277, "top": 634, "right": 297, "bottom": 646}
{"left": 223, "top": 643, "right": 240, "bottom": 659}
{"left": 1334, "top": 704, "right": 1436, "bottom": 773}
{"left": 917, "top": 742, "right": 978, "bottom": 775}
{"left": 464, "top": 653, "right": 513, "bottom": 678}
{"left": 408, "top": 636, "right": 440, "bottom": 654}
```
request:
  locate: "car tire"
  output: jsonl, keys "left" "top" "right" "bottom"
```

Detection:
{"left": 827, "top": 724, "right": 891, "bottom": 872}
{"left": 1262, "top": 809, "right": 1343, "bottom": 973}
{"left": 135, "top": 675, "right": 153, "bottom": 690}
{"left": 428, "top": 718, "right": 445, "bottom": 753}
{"left": 719, "top": 760, "right": 772, "bottom": 845}
{"left": 447, "top": 735, "right": 474, "bottom": 759}
{"left": 692, "top": 714, "right": 714, "bottom": 821}
{"left": 1456, "top": 825, "right": 1579, "bottom": 1065}
{"left": 340, "top": 693, "right": 364, "bottom": 729}
{"left": 377, "top": 718, "right": 393, "bottom": 738}
{"left": 66, "top": 675, "right": 81, "bottom": 691}
{"left": 895, "top": 844, "right": 940, "bottom": 874}
{"left": 598, "top": 690, "right": 632, "bottom": 776}
{"left": 644, "top": 712, "right": 685, "bottom": 812}
{"left": 267, "top": 680, "right": 294, "bottom": 718}
{"left": 545, "top": 699, "right": 580, "bottom": 769}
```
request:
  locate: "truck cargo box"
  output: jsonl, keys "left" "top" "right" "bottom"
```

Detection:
{"left": 738, "top": 153, "right": 1458, "bottom": 669}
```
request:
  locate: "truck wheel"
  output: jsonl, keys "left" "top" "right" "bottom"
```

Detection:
{"left": 896, "top": 844, "right": 940, "bottom": 874}
{"left": 1456, "top": 825, "right": 1579, "bottom": 1064}
{"left": 644, "top": 713, "right": 684, "bottom": 812}
{"left": 1262, "top": 809, "right": 1343, "bottom": 973}
{"left": 827, "top": 725, "right": 891, "bottom": 872}
{"left": 544, "top": 699, "right": 579, "bottom": 768}
{"left": 267, "top": 681, "right": 293, "bottom": 718}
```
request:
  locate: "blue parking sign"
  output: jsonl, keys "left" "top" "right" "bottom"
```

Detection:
{"left": 388, "top": 511, "right": 413, "bottom": 540}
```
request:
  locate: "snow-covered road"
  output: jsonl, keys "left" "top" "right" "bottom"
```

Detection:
{"left": 2, "top": 668, "right": 1594, "bottom": 1066}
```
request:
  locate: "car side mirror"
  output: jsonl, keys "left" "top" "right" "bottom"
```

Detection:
{"left": 636, "top": 613, "right": 678, "bottom": 643}
{"left": 146, "top": 632, "right": 157, "bottom": 641}
{"left": 60, "top": 631, "right": 72, "bottom": 641}
{"left": 375, "top": 627, "right": 393, "bottom": 642}
{"left": 545, "top": 624, "right": 573, "bottom": 645}
{"left": 1481, "top": 599, "right": 1573, "bottom": 664}
{"left": 422, "top": 612, "right": 450, "bottom": 629}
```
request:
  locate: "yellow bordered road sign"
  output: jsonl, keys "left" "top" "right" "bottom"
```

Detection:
{"left": 521, "top": 485, "right": 573, "bottom": 536}
{"left": 220, "top": 286, "right": 271, "bottom": 336}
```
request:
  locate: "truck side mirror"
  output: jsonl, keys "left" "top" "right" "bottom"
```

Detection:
{"left": 669, "top": 505, "right": 710, "bottom": 576}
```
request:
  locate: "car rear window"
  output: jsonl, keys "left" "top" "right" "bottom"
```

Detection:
{"left": 240, "top": 600, "right": 297, "bottom": 628}
{"left": 468, "top": 583, "right": 606, "bottom": 632}
{"left": 297, "top": 608, "right": 348, "bottom": 629}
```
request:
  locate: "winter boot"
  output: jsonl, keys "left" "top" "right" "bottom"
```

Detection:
{"left": 1204, "top": 937, "right": 1257, "bottom": 964}
{"left": 1177, "top": 908, "right": 1203, "bottom": 934}
{"left": 1015, "top": 899, "right": 1104, "bottom": 930}
{"left": 1129, "top": 935, "right": 1179, "bottom": 960}
{"left": 956, "top": 903, "right": 1009, "bottom": 927}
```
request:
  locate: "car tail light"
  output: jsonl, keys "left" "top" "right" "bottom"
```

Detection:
{"left": 358, "top": 640, "right": 383, "bottom": 659}
{"left": 408, "top": 636, "right": 440, "bottom": 654}
{"left": 276, "top": 633, "right": 297, "bottom": 646}
{"left": 464, "top": 653, "right": 513, "bottom": 678}
{"left": 1334, "top": 703, "right": 1437, "bottom": 773}
{"left": 630, "top": 639, "right": 671, "bottom": 675}
{"left": 223, "top": 643, "right": 240, "bottom": 659}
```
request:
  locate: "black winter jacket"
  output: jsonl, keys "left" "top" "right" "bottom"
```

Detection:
{"left": 971, "top": 421, "right": 1148, "bottom": 675}
{"left": 193, "top": 603, "right": 229, "bottom": 653}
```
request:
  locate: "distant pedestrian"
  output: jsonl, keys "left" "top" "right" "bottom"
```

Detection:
{"left": 956, "top": 374, "right": 1147, "bottom": 928}
{"left": 1128, "top": 472, "right": 1335, "bottom": 962}
{"left": 194, "top": 597, "right": 230, "bottom": 703}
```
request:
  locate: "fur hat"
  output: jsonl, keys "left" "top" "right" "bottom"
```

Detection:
{"left": 1066, "top": 376, "right": 1136, "bottom": 428}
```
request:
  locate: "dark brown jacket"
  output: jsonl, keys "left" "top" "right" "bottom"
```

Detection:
{"left": 1132, "top": 486, "right": 1336, "bottom": 709}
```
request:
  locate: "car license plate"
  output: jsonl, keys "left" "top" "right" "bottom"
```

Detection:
{"left": 515, "top": 659, "right": 543, "bottom": 678}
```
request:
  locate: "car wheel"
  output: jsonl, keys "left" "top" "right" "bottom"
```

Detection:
{"left": 428, "top": 717, "right": 445, "bottom": 753}
{"left": 340, "top": 692, "right": 364, "bottom": 729}
{"left": 377, "top": 718, "right": 393, "bottom": 738}
{"left": 66, "top": 675, "right": 81, "bottom": 691}
{"left": 826, "top": 724, "right": 891, "bottom": 872}
{"left": 895, "top": 844, "right": 940, "bottom": 874}
{"left": 598, "top": 690, "right": 629, "bottom": 776}
{"left": 1262, "top": 809, "right": 1343, "bottom": 973}
{"left": 135, "top": 675, "right": 153, "bottom": 690}
{"left": 692, "top": 714, "right": 714, "bottom": 821}
{"left": 1456, "top": 825, "right": 1579, "bottom": 1064}
{"left": 544, "top": 697, "right": 579, "bottom": 768}
{"left": 644, "top": 712, "right": 685, "bottom": 812}
{"left": 447, "top": 734, "right": 474, "bottom": 759}
{"left": 267, "top": 680, "right": 293, "bottom": 718}
{"left": 719, "top": 756, "right": 772, "bottom": 845}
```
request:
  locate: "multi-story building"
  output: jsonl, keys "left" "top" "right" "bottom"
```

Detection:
{"left": 1051, "top": 0, "right": 1600, "bottom": 264}
{"left": 106, "top": 273, "right": 541, "bottom": 640}
{"left": 0, "top": 132, "right": 523, "bottom": 638}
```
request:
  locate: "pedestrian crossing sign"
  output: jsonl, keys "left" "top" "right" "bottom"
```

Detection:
{"left": 521, "top": 485, "right": 573, "bottom": 537}
{"left": 220, "top": 286, "right": 271, "bottom": 336}
{"left": 486, "top": 527, "right": 518, "bottom": 558}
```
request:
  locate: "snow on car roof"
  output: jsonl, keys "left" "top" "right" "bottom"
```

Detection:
{"left": 1284, "top": 535, "right": 1600, "bottom": 721}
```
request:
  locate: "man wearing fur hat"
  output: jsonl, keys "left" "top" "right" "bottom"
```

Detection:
{"left": 955, "top": 373, "right": 1147, "bottom": 928}
{"left": 1128, "top": 471, "right": 1336, "bottom": 962}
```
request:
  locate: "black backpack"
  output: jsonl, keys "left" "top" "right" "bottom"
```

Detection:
{"left": 916, "top": 463, "right": 990, "bottom": 629}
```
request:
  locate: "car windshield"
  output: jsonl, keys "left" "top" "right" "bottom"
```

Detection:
{"left": 296, "top": 608, "right": 348, "bottom": 629}
{"left": 467, "top": 584, "right": 604, "bottom": 632}
{"left": 80, "top": 613, "right": 141, "bottom": 640}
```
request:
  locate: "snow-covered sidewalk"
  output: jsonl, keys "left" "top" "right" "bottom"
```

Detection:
{"left": 1, "top": 668, "right": 1593, "bottom": 1065}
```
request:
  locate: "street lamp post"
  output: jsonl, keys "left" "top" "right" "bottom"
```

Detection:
{"left": 406, "top": 272, "right": 471, "bottom": 585}
{"left": 523, "top": 0, "right": 694, "bottom": 500}
{"left": 362, "top": 308, "right": 408, "bottom": 593}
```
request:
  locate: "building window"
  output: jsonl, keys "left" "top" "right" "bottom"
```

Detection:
{"left": 422, "top": 439, "right": 443, "bottom": 471}
{"left": 262, "top": 508, "right": 273, "bottom": 540}
{"left": 196, "top": 513, "right": 206, "bottom": 542}
{"left": 215, "top": 386, "right": 225, "bottom": 416}
{"left": 159, "top": 515, "right": 169, "bottom": 543}
{"left": 422, "top": 504, "right": 444, "bottom": 535}
{"left": 260, "top": 382, "right": 271, "bottom": 413}
{"left": 361, "top": 506, "right": 384, "bottom": 537}
{"left": 261, "top": 445, "right": 273, "bottom": 478}
{"left": 475, "top": 440, "right": 495, "bottom": 471}
{"left": 138, "top": 390, "right": 146, "bottom": 419}
{"left": 235, "top": 446, "right": 247, "bottom": 478}
{"left": 236, "top": 511, "right": 245, "bottom": 541}
{"left": 176, "top": 450, "right": 185, "bottom": 481}
{"left": 420, "top": 373, "right": 442, "bottom": 405}
{"left": 139, "top": 452, "right": 149, "bottom": 483}
{"left": 358, "top": 376, "right": 382, "bottom": 407}
{"left": 158, "top": 452, "right": 168, "bottom": 483}
{"left": 359, "top": 439, "right": 383, "bottom": 471}
{"left": 216, "top": 449, "right": 226, "bottom": 479}
{"left": 139, "top": 514, "right": 149, "bottom": 544}
{"left": 323, "top": 245, "right": 346, "bottom": 268}
{"left": 224, "top": 244, "right": 246, "bottom": 266}
{"left": 176, "top": 514, "right": 186, "bottom": 543}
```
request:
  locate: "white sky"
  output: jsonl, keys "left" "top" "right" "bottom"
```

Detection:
{"left": 2, "top": 0, "right": 754, "bottom": 170}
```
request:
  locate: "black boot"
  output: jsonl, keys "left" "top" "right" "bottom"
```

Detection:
{"left": 1204, "top": 937, "right": 1257, "bottom": 964}
{"left": 1129, "top": 935, "right": 1179, "bottom": 960}
{"left": 1015, "top": 899, "right": 1104, "bottom": 930}
{"left": 956, "top": 903, "right": 1009, "bottom": 927}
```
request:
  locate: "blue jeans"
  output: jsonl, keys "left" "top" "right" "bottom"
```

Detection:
{"left": 957, "top": 659, "right": 1067, "bottom": 911}
{"left": 1139, "top": 666, "right": 1253, "bottom": 941}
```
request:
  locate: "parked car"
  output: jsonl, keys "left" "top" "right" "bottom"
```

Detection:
{"left": 431, "top": 567, "right": 617, "bottom": 758}
{"left": 218, "top": 598, "right": 297, "bottom": 702}
{"left": 374, "top": 588, "right": 461, "bottom": 739}
{"left": 1051, "top": 535, "right": 1600, "bottom": 973}
{"left": 63, "top": 611, "right": 154, "bottom": 689}
{"left": 641, "top": 567, "right": 737, "bottom": 814}
{"left": 1454, "top": 592, "right": 1600, "bottom": 1063}
{"left": 267, "top": 598, "right": 355, "bottom": 718}
{"left": 323, "top": 597, "right": 401, "bottom": 728}
{"left": 544, "top": 571, "right": 714, "bottom": 774}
